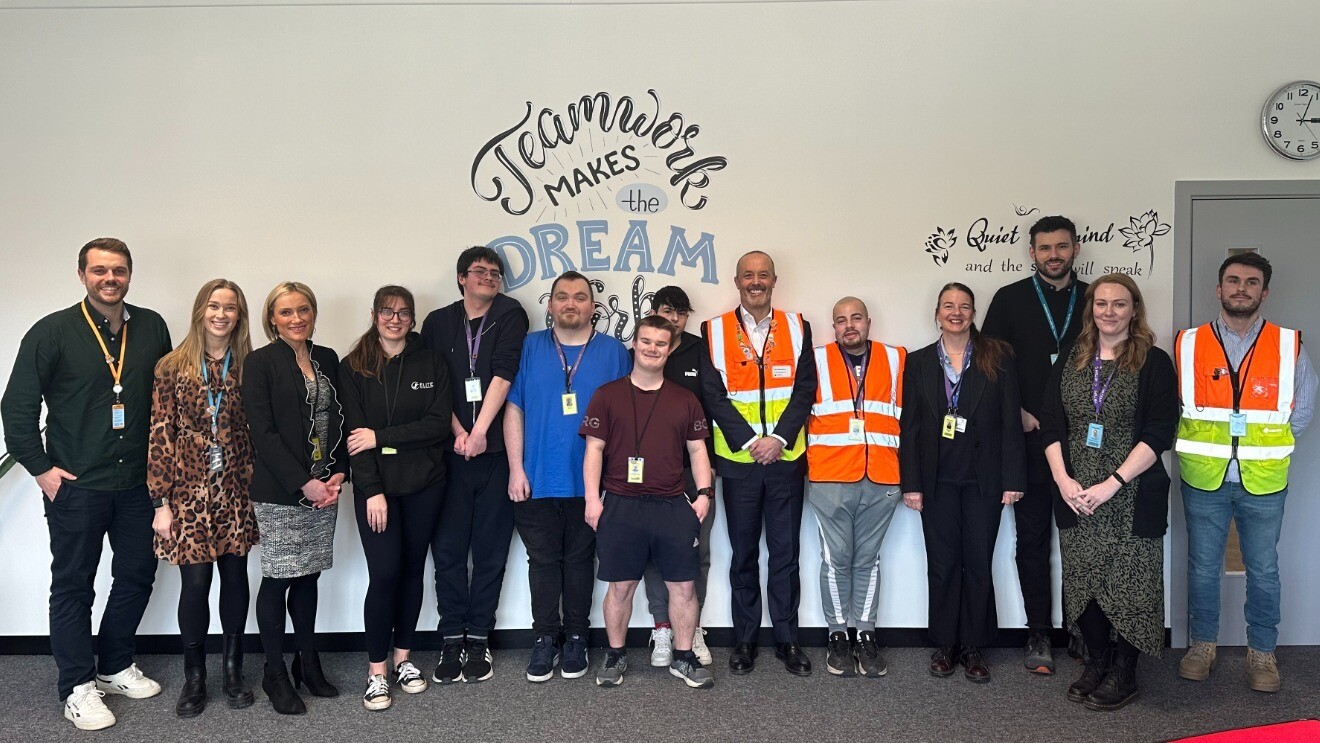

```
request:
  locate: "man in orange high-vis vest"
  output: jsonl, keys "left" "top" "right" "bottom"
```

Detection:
{"left": 699, "top": 251, "right": 818, "bottom": 676}
{"left": 805, "top": 297, "right": 905, "bottom": 678}
{"left": 1176, "top": 252, "right": 1317, "bottom": 694}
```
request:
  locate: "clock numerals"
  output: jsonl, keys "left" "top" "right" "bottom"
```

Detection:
{"left": 1263, "top": 81, "right": 1320, "bottom": 160}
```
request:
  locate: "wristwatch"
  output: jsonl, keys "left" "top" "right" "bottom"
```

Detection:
{"left": 151, "top": 497, "right": 167, "bottom": 509}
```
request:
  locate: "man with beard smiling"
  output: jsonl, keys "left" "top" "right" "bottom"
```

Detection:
{"left": 701, "top": 250, "right": 817, "bottom": 676}
{"left": 1174, "top": 252, "right": 1316, "bottom": 694}
{"left": 505, "top": 270, "right": 631, "bottom": 684}
{"left": 2, "top": 238, "right": 173, "bottom": 730}
{"left": 983, "top": 215, "right": 1089, "bottom": 674}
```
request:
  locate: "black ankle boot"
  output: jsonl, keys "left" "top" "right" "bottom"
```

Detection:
{"left": 1083, "top": 651, "right": 1139, "bottom": 711}
{"left": 291, "top": 651, "right": 339, "bottom": 698}
{"left": 222, "top": 633, "right": 254, "bottom": 709}
{"left": 262, "top": 662, "right": 306, "bottom": 715}
{"left": 1067, "top": 646, "right": 1113, "bottom": 703}
{"left": 175, "top": 643, "right": 207, "bottom": 718}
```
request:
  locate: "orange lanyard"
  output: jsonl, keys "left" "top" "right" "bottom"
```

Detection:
{"left": 80, "top": 302, "right": 127, "bottom": 399}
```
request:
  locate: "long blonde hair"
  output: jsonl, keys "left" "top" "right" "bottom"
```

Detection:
{"left": 262, "top": 281, "right": 318, "bottom": 342}
{"left": 155, "top": 279, "right": 253, "bottom": 381}
{"left": 1072, "top": 273, "right": 1156, "bottom": 373}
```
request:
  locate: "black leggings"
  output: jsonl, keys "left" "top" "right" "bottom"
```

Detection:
{"left": 1076, "top": 599, "right": 1140, "bottom": 662}
{"left": 256, "top": 573, "right": 321, "bottom": 666}
{"left": 356, "top": 483, "right": 444, "bottom": 663}
{"left": 177, "top": 554, "right": 250, "bottom": 646}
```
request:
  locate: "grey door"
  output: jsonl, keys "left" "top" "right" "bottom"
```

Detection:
{"left": 1173, "top": 181, "right": 1320, "bottom": 647}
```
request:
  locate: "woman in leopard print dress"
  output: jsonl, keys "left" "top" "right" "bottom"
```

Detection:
{"left": 148, "top": 279, "right": 259, "bottom": 717}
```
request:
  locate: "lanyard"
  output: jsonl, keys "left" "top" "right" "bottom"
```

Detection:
{"left": 552, "top": 329, "right": 594, "bottom": 392}
{"left": 839, "top": 343, "right": 870, "bottom": 418}
{"left": 463, "top": 314, "right": 490, "bottom": 377}
{"left": 1210, "top": 322, "right": 1263, "bottom": 413}
{"left": 629, "top": 381, "right": 664, "bottom": 456}
{"left": 1091, "top": 352, "right": 1119, "bottom": 420}
{"left": 737, "top": 310, "right": 773, "bottom": 365}
{"left": 80, "top": 301, "right": 127, "bottom": 399}
{"left": 1031, "top": 274, "right": 1077, "bottom": 352}
{"left": 382, "top": 353, "right": 405, "bottom": 426}
{"left": 202, "top": 348, "right": 231, "bottom": 435}
{"left": 938, "top": 338, "right": 971, "bottom": 412}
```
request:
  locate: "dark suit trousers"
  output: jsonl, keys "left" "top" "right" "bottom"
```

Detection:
{"left": 513, "top": 496, "right": 596, "bottom": 637}
{"left": 1014, "top": 475, "right": 1057, "bottom": 631}
{"left": 723, "top": 465, "right": 804, "bottom": 644}
{"left": 433, "top": 451, "right": 515, "bottom": 639}
{"left": 922, "top": 480, "right": 1002, "bottom": 648}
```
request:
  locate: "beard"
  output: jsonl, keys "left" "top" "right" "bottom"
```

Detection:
{"left": 1035, "top": 258, "right": 1073, "bottom": 281}
{"left": 1221, "top": 295, "right": 1261, "bottom": 318}
{"left": 554, "top": 310, "right": 587, "bottom": 330}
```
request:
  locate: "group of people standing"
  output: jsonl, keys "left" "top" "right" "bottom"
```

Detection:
{"left": 0, "top": 219, "right": 1310, "bottom": 730}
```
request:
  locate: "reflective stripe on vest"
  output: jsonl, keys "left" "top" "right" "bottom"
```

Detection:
{"left": 1175, "top": 322, "right": 1298, "bottom": 495}
{"left": 806, "top": 341, "right": 905, "bottom": 483}
{"left": 707, "top": 308, "right": 807, "bottom": 463}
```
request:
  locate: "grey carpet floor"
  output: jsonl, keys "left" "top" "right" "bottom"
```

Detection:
{"left": 0, "top": 647, "right": 1316, "bottom": 743}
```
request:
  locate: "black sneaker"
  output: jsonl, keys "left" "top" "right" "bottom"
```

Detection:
{"left": 1024, "top": 631, "right": 1055, "bottom": 675}
{"left": 525, "top": 634, "right": 560, "bottom": 683}
{"left": 432, "top": 638, "right": 465, "bottom": 684}
{"left": 461, "top": 638, "right": 494, "bottom": 683}
{"left": 560, "top": 633, "right": 589, "bottom": 679}
{"left": 826, "top": 631, "right": 856, "bottom": 676}
{"left": 855, "top": 630, "right": 888, "bottom": 677}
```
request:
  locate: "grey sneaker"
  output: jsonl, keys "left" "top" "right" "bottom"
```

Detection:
{"left": 826, "top": 631, "right": 856, "bottom": 676}
{"left": 670, "top": 656, "right": 715, "bottom": 689}
{"left": 855, "top": 630, "right": 888, "bottom": 677}
{"left": 1179, "top": 641, "right": 1217, "bottom": 682}
{"left": 1246, "top": 648, "right": 1281, "bottom": 693}
{"left": 595, "top": 650, "right": 627, "bottom": 687}
{"left": 1024, "top": 631, "right": 1055, "bottom": 675}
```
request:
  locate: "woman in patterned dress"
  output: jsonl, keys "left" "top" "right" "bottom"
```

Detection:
{"left": 149, "top": 278, "right": 258, "bottom": 718}
{"left": 1040, "top": 273, "right": 1178, "bottom": 711}
{"left": 242, "top": 281, "right": 347, "bottom": 714}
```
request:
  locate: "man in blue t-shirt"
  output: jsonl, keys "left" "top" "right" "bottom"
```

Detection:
{"left": 506, "top": 271, "right": 631, "bottom": 683}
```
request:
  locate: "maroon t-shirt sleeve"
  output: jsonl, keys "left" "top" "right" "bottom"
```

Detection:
{"left": 683, "top": 390, "right": 710, "bottom": 441}
{"left": 579, "top": 389, "right": 612, "bottom": 441}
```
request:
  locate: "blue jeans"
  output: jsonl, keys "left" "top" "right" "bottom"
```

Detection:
{"left": 1182, "top": 481, "right": 1288, "bottom": 652}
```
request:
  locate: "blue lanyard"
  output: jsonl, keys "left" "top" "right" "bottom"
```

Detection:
{"left": 938, "top": 339, "right": 971, "bottom": 412}
{"left": 1031, "top": 274, "right": 1077, "bottom": 351}
{"left": 202, "top": 348, "right": 231, "bottom": 434}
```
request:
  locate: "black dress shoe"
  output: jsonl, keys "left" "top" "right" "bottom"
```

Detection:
{"left": 1068, "top": 647, "right": 1113, "bottom": 703}
{"left": 1083, "top": 652, "right": 1139, "bottom": 711}
{"left": 775, "top": 643, "right": 812, "bottom": 677}
{"left": 929, "top": 646, "right": 957, "bottom": 677}
{"left": 729, "top": 643, "right": 757, "bottom": 675}
{"left": 960, "top": 647, "right": 991, "bottom": 683}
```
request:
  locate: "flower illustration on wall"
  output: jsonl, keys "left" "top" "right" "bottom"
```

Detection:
{"left": 924, "top": 226, "right": 957, "bottom": 266}
{"left": 1119, "top": 210, "right": 1171, "bottom": 276}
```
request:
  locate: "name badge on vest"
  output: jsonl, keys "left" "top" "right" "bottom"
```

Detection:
{"left": 627, "top": 456, "right": 645, "bottom": 483}
{"left": 381, "top": 447, "right": 397, "bottom": 455}
{"left": 772, "top": 364, "right": 792, "bottom": 379}
{"left": 311, "top": 437, "right": 323, "bottom": 461}
{"left": 955, "top": 416, "right": 967, "bottom": 433}
{"left": 848, "top": 418, "right": 865, "bottom": 442}
{"left": 465, "top": 377, "right": 483, "bottom": 403}
{"left": 1086, "top": 422, "right": 1104, "bottom": 448}
{"left": 942, "top": 415, "right": 958, "bottom": 439}
{"left": 1229, "top": 412, "right": 1248, "bottom": 437}
{"left": 111, "top": 403, "right": 126, "bottom": 430}
{"left": 561, "top": 392, "right": 578, "bottom": 415}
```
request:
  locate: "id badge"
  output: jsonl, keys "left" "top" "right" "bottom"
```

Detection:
{"left": 772, "top": 364, "right": 792, "bottom": 379}
{"left": 561, "top": 392, "right": 578, "bottom": 415}
{"left": 381, "top": 446, "right": 398, "bottom": 455}
{"left": 207, "top": 443, "right": 225, "bottom": 474}
{"left": 1229, "top": 412, "right": 1248, "bottom": 437}
{"left": 1086, "top": 422, "right": 1104, "bottom": 448}
{"left": 848, "top": 418, "right": 865, "bottom": 442}
{"left": 1050, "top": 353, "right": 1059, "bottom": 365}
{"left": 955, "top": 416, "right": 968, "bottom": 433}
{"left": 942, "top": 414, "right": 958, "bottom": 439}
{"left": 111, "top": 403, "right": 126, "bottom": 430}
{"left": 465, "top": 377, "right": 483, "bottom": 403}
{"left": 311, "top": 437, "right": 323, "bottom": 461}
{"left": 627, "top": 456, "right": 645, "bottom": 483}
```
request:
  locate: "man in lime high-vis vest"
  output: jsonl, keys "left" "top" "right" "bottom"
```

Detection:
{"left": 699, "top": 251, "right": 817, "bottom": 676}
{"left": 1175, "top": 252, "right": 1317, "bottom": 694}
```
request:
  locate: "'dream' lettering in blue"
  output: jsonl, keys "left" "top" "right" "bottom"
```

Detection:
{"left": 658, "top": 226, "right": 718, "bottom": 284}
{"left": 613, "top": 220, "right": 655, "bottom": 273}
{"left": 577, "top": 220, "right": 611, "bottom": 271}
{"left": 529, "top": 223, "right": 576, "bottom": 279}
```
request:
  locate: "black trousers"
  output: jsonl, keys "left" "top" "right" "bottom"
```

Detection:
{"left": 1015, "top": 476, "right": 1058, "bottom": 631}
{"left": 432, "top": 452, "right": 514, "bottom": 639}
{"left": 723, "top": 465, "right": 804, "bottom": 644}
{"left": 513, "top": 497, "right": 596, "bottom": 637}
{"left": 921, "top": 480, "right": 1003, "bottom": 648}
{"left": 43, "top": 483, "right": 157, "bottom": 701}
{"left": 356, "top": 481, "right": 444, "bottom": 663}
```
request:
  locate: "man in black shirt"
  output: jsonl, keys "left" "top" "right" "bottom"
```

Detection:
{"left": 982, "top": 216, "right": 1089, "bottom": 675}
{"left": 2, "top": 238, "right": 173, "bottom": 730}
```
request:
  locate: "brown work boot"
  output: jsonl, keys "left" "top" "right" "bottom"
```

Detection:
{"left": 1246, "top": 648, "right": 1281, "bottom": 693}
{"left": 1178, "top": 641, "right": 1216, "bottom": 681}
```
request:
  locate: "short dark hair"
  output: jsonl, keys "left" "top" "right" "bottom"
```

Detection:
{"left": 1218, "top": 251, "right": 1273, "bottom": 289}
{"left": 636, "top": 314, "right": 677, "bottom": 341}
{"left": 456, "top": 245, "right": 505, "bottom": 295}
{"left": 1029, "top": 216, "right": 1078, "bottom": 246}
{"left": 78, "top": 237, "right": 133, "bottom": 272}
{"left": 651, "top": 285, "right": 692, "bottom": 314}
{"left": 550, "top": 270, "right": 593, "bottom": 301}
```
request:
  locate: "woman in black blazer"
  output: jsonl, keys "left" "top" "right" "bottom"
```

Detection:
{"left": 242, "top": 281, "right": 347, "bottom": 714}
{"left": 900, "top": 282, "right": 1025, "bottom": 683}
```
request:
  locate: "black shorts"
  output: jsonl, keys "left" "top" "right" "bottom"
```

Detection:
{"left": 596, "top": 493, "right": 700, "bottom": 583}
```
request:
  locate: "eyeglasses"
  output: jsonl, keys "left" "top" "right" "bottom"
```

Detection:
{"left": 465, "top": 267, "right": 503, "bottom": 281}
{"left": 376, "top": 308, "right": 414, "bottom": 321}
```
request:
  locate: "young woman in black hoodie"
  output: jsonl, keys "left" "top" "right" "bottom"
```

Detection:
{"left": 339, "top": 286, "right": 452, "bottom": 711}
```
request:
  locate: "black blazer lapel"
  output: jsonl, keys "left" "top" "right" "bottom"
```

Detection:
{"left": 923, "top": 347, "right": 944, "bottom": 420}
{"left": 958, "top": 362, "right": 987, "bottom": 419}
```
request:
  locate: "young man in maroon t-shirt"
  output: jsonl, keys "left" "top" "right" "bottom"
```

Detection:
{"left": 580, "top": 315, "right": 715, "bottom": 689}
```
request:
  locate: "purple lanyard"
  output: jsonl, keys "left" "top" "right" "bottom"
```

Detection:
{"left": 464, "top": 314, "right": 489, "bottom": 377}
{"left": 552, "top": 329, "right": 594, "bottom": 393}
{"left": 939, "top": 339, "right": 971, "bottom": 412}
{"left": 840, "top": 343, "right": 869, "bottom": 417}
{"left": 1092, "top": 353, "right": 1118, "bottom": 419}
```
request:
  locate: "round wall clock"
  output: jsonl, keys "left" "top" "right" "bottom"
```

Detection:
{"left": 1262, "top": 80, "right": 1320, "bottom": 160}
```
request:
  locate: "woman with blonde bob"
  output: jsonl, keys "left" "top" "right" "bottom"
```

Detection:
{"left": 1039, "top": 273, "right": 1178, "bottom": 711}
{"left": 149, "top": 279, "right": 259, "bottom": 717}
{"left": 242, "top": 281, "right": 347, "bottom": 714}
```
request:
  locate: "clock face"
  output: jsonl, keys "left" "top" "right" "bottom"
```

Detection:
{"left": 1262, "top": 80, "right": 1320, "bottom": 160}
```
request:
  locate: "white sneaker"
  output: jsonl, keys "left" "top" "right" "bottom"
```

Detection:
{"left": 64, "top": 681, "right": 116, "bottom": 731}
{"left": 692, "top": 627, "right": 713, "bottom": 666}
{"left": 650, "top": 627, "right": 674, "bottom": 667}
{"left": 95, "top": 663, "right": 162, "bottom": 699}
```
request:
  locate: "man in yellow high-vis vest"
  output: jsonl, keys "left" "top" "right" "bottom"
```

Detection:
{"left": 700, "top": 251, "right": 818, "bottom": 676}
{"left": 1175, "top": 252, "right": 1317, "bottom": 694}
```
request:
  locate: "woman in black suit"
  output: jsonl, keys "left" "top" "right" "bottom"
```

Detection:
{"left": 900, "top": 282, "right": 1025, "bottom": 683}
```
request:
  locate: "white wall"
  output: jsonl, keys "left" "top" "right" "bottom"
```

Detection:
{"left": 2, "top": 0, "right": 1318, "bottom": 637}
